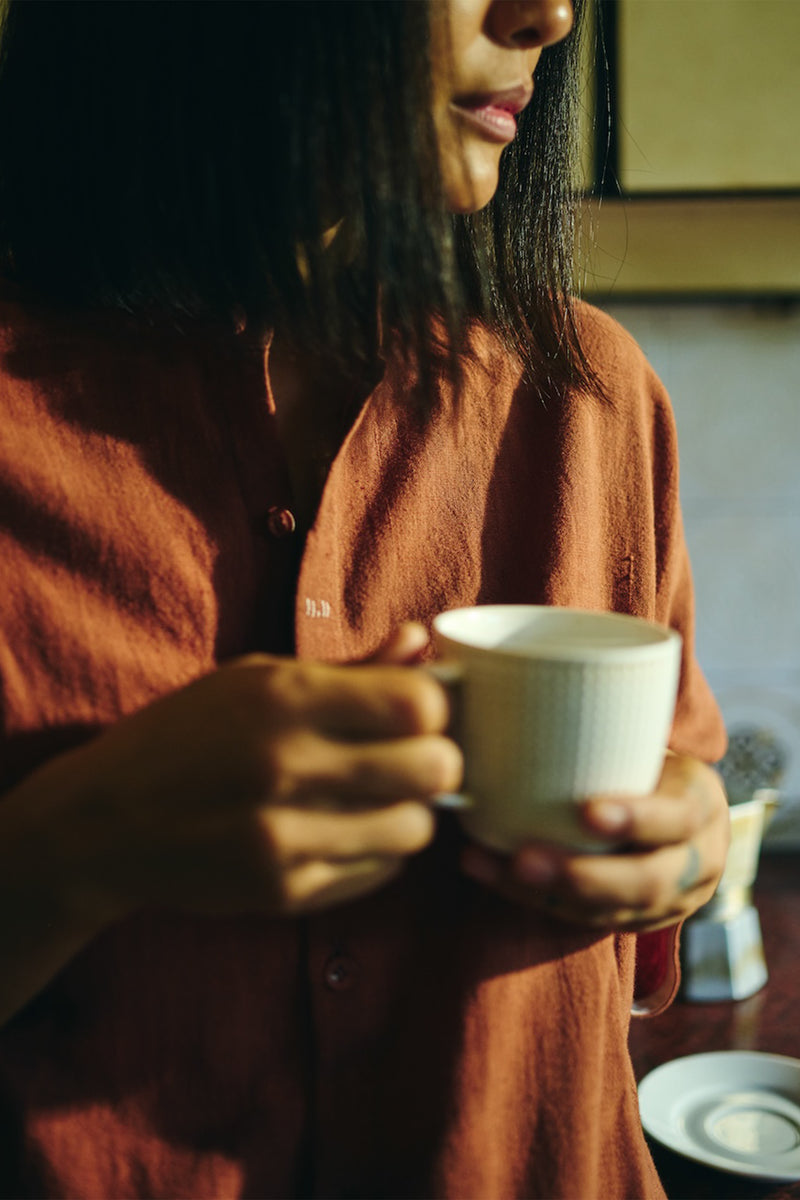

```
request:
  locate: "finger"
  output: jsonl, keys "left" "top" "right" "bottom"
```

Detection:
{"left": 581, "top": 757, "right": 724, "bottom": 847}
{"left": 281, "top": 856, "right": 405, "bottom": 913}
{"left": 270, "top": 661, "right": 450, "bottom": 739}
{"left": 463, "top": 816, "right": 722, "bottom": 929}
{"left": 365, "top": 622, "right": 430, "bottom": 666}
{"left": 462, "top": 843, "right": 689, "bottom": 930}
{"left": 545, "top": 839, "right": 715, "bottom": 909}
{"left": 515, "top": 827, "right": 720, "bottom": 925}
{"left": 293, "top": 733, "right": 463, "bottom": 803}
{"left": 262, "top": 799, "right": 436, "bottom": 865}
{"left": 558, "top": 844, "right": 702, "bottom": 925}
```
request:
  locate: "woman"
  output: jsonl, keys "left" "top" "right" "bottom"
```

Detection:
{"left": 0, "top": 1, "right": 728, "bottom": 1197}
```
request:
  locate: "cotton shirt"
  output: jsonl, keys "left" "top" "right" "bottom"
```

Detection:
{"left": 0, "top": 285, "right": 726, "bottom": 1199}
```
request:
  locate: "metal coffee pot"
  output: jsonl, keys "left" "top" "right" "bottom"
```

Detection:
{"left": 679, "top": 788, "right": 779, "bottom": 1003}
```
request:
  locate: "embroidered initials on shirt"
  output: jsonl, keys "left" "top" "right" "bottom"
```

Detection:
{"left": 305, "top": 597, "right": 331, "bottom": 619}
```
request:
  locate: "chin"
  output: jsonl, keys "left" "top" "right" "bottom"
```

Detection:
{"left": 441, "top": 145, "right": 502, "bottom": 214}
{"left": 444, "top": 174, "right": 501, "bottom": 214}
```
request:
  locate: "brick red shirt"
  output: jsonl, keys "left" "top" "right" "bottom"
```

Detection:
{"left": 0, "top": 286, "right": 725, "bottom": 1199}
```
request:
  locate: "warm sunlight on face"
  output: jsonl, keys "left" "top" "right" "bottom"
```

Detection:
{"left": 429, "top": 0, "right": 574, "bottom": 212}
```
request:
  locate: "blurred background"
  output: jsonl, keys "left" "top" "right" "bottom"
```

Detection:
{"left": 576, "top": 0, "right": 800, "bottom": 848}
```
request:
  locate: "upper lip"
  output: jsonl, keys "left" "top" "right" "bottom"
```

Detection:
{"left": 452, "top": 83, "right": 534, "bottom": 116}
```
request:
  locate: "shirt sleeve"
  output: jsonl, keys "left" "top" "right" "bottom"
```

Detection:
{"left": 633, "top": 357, "right": 727, "bottom": 1015}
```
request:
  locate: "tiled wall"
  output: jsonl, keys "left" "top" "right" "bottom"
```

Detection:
{"left": 600, "top": 301, "right": 800, "bottom": 844}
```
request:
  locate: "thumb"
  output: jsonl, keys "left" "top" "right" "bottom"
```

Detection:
{"left": 368, "top": 622, "right": 430, "bottom": 666}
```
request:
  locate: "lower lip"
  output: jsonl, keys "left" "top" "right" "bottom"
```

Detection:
{"left": 452, "top": 103, "right": 518, "bottom": 144}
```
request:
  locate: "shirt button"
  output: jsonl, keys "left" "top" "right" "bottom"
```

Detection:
{"left": 265, "top": 506, "right": 296, "bottom": 538}
{"left": 323, "top": 955, "right": 358, "bottom": 992}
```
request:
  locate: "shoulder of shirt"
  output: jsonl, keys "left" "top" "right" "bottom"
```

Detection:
{"left": 461, "top": 301, "right": 662, "bottom": 389}
{"left": 569, "top": 299, "right": 667, "bottom": 397}
{"left": 462, "top": 300, "right": 673, "bottom": 423}
{"left": 566, "top": 300, "right": 671, "bottom": 412}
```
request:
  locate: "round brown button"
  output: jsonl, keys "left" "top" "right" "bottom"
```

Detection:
{"left": 323, "top": 955, "right": 358, "bottom": 992}
{"left": 265, "top": 506, "right": 296, "bottom": 538}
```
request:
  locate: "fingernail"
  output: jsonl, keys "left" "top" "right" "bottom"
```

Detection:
{"left": 513, "top": 849, "right": 558, "bottom": 886}
{"left": 592, "top": 801, "right": 630, "bottom": 832}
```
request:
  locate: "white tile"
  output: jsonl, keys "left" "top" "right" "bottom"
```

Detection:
{"left": 597, "top": 301, "right": 800, "bottom": 824}
{"left": 685, "top": 513, "right": 800, "bottom": 673}
{"left": 602, "top": 303, "right": 800, "bottom": 504}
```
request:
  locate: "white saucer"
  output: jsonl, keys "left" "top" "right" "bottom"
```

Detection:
{"left": 639, "top": 1051, "right": 800, "bottom": 1181}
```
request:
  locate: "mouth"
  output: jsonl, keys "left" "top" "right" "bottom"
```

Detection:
{"left": 450, "top": 83, "right": 534, "bottom": 144}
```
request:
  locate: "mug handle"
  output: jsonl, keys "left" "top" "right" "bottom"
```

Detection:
{"left": 425, "top": 661, "right": 474, "bottom": 811}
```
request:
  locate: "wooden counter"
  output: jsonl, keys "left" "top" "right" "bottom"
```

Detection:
{"left": 629, "top": 854, "right": 800, "bottom": 1199}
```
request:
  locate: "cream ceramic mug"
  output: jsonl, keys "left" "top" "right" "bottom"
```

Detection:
{"left": 431, "top": 605, "right": 682, "bottom": 852}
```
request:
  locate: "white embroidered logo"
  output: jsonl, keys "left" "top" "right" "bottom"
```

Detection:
{"left": 305, "top": 597, "right": 332, "bottom": 619}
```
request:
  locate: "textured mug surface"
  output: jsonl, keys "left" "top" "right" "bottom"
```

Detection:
{"left": 432, "top": 605, "right": 682, "bottom": 851}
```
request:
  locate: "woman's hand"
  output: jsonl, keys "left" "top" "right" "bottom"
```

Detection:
{"left": 1, "top": 623, "right": 459, "bottom": 1022}
{"left": 460, "top": 753, "right": 730, "bottom": 932}
{"left": 18, "top": 624, "right": 462, "bottom": 924}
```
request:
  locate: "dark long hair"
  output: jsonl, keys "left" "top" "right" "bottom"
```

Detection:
{"left": 0, "top": 0, "right": 590, "bottom": 396}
